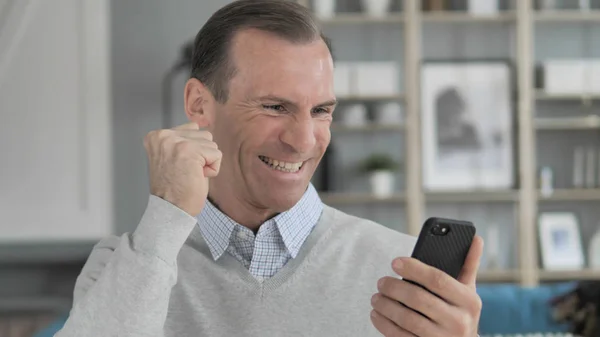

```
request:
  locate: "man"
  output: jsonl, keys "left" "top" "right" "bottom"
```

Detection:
{"left": 56, "top": 1, "right": 483, "bottom": 336}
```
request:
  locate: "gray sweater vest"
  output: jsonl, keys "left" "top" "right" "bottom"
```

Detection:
{"left": 56, "top": 196, "right": 417, "bottom": 337}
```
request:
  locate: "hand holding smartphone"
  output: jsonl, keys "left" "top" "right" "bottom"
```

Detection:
{"left": 410, "top": 217, "right": 476, "bottom": 281}
{"left": 371, "top": 217, "right": 481, "bottom": 335}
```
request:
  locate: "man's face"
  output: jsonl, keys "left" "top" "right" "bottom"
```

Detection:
{"left": 205, "top": 29, "right": 335, "bottom": 213}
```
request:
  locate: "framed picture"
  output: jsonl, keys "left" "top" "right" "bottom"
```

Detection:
{"left": 538, "top": 212, "right": 585, "bottom": 270}
{"left": 421, "top": 60, "right": 515, "bottom": 191}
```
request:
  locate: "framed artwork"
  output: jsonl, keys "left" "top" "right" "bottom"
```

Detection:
{"left": 421, "top": 60, "right": 515, "bottom": 191}
{"left": 538, "top": 212, "right": 585, "bottom": 271}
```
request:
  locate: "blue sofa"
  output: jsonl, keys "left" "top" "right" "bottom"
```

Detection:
{"left": 34, "top": 282, "right": 577, "bottom": 337}
{"left": 476, "top": 282, "right": 574, "bottom": 335}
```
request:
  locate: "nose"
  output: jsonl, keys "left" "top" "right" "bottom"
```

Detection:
{"left": 280, "top": 114, "right": 317, "bottom": 154}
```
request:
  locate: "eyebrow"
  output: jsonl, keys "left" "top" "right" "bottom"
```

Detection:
{"left": 258, "top": 95, "right": 338, "bottom": 109}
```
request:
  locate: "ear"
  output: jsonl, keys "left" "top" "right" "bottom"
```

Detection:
{"left": 184, "top": 78, "right": 215, "bottom": 128}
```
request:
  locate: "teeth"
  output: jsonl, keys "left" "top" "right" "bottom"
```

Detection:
{"left": 259, "top": 156, "right": 303, "bottom": 173}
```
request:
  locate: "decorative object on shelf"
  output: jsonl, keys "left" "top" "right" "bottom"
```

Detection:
{"left": 312, "top": 0, "right": 336, "bottom": 19}
{"left": 542, "top": 59, "right": 600, "bottom": 95}
{"left": 421, "top": 60, "right": 514, "bottom": 191}
{"left": 538, "top": 0, "right": 557, "bottom": 11}
{"left": 358, "top": 153, "right": 400, "bottom": 198}
{"left": 448, "top": 0, "right": 467, "bottom": 11}
{"left": 592, "top": 60, "right": 600, "bottom": 94}
{"left": 424, "top": 0, "right": 447, "bottom": 11}
{"left": 573, "top": 146, "right": 586, "bottom": 188}
{"left": 341, "top": 103, "right": 368, "bottom": 126}
{"left": 544, "top": 60, "right": 585, "bottom": 95}
{"left": 468, "top": 0, "right": 499, "bottom": 15}
{"left": 360, "top": 0, "right": 391, "bottom": 18}
{"left": 354, "top": 62, "right": 399, "bottom": 97}
{"left": 589, "top": 225, "right": 600, "bottom": 269}
{"left": 333, "top": 62, "right": 352, "bottom": 97}
{"left": 539, "top": 212, "right": 585, "bottom": 271}
{"left": 373, "top": 101, "right": 403, "bottom": 125}
{"left": 539, "top": 166, "right": 554, "bottom": 198}
{"left": 333, "top": 62, "right": 399, "bottom": 98}
{"left": 579, "top": 0, "right": 591, "bottom": 11}
{"left": 585, "top": 146, "right": 596, "bottom": 188}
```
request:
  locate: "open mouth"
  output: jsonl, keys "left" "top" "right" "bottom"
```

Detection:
{"left": 259, "top": 155, "right": 304, "bottom": 173}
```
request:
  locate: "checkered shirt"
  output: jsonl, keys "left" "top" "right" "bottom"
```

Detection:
{"left": 196, "top": 184, "right": 323, "bottom": 281}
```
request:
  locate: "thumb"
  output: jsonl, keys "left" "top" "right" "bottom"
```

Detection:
{"left": 172, "top": 122, "right": 200, "bottom": 131}
{"left": 457, "top": 235, "right": 484, "bottom": 288}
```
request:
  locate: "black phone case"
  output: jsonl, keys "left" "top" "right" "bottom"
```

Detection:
{"left": 410, "top": 217, "right": 476, "bottom": 280}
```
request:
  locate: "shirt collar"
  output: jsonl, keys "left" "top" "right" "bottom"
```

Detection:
{"left": 196, "top": 183, "right": 323, "bottom": 260}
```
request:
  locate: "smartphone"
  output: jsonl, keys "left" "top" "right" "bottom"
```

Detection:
{"left": 409, "top": 217, "right": 476, "bottom": 280}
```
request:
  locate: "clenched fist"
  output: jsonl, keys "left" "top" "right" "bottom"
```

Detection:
{"left": 144, "top": 122, "right": 222, "bottom": 216}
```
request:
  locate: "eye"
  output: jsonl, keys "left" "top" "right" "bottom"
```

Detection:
{"left": 312, "top": 107, "right": 331, "bottom": 115}
{"left": 263, "top": 104, "right": 286, "bottom": 112}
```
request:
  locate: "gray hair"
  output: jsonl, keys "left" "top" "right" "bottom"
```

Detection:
{"left": 190, "top": 0, "right": 333, "bottom": 103}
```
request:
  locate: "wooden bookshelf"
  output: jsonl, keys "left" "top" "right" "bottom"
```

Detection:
{"left": 535, "top": 116, "right": 600, "bottom": 130}
{"left": 535, "top": 90, "right": 600, "bottom": 101}
{"left": 299, "top": 0, "right": 600, "bottom": 287}
{"left": 538, "top": 189, "right": 600, "bottom": 201}
{"left": 534, "top": 10, "right": 600, "bottom": 22}
{"left": 539, "top": 269, "right": 600, "bottom": 281}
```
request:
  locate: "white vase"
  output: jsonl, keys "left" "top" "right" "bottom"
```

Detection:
{"left": 342, "top": 103, "right": 367, "bottom": 127}
{"left": 374, "top": 102, "right": 403, "bottom": 125}
{"left": 468, "top": 0, "right": 498, "bottom": 15}
{"left": 313, "top": 0, "right": 336, "bottom": 19}
{"left": 360, "top": 0, "right": 391, "bottom": 18}
{"left": 369, "top": 170, "right": 394, "bottom": 198}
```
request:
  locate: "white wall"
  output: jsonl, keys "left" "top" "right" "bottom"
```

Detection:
{"left": 111, "top": 0, "right": 233, "bottom": 234}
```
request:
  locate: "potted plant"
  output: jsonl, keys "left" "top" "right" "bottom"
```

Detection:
{"left": 373, "top": 101, "right": 403, "bottom": 125}
{"left": 358, "top": 153, "right": 400, "bottom": 197}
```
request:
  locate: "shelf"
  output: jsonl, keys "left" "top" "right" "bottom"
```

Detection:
{"left": 331, "top": 124, "right": 404, "bottom": 132}
{"left": 0, "top": 241, "right": 95, "bottom": 265}
{"left": 422, "top": 10, "right": 516, "bottom": 23}
{"left": 478, "top": 269, "right": 520, "bottom": 283}
{"left": 538, "top": 189, "right": 600, "bottom": 201}
{"left": 0, "top": 296, "right": 72, "bottom": 313}
{"left": 535, "top": 90, "right": 600, "bottom": 101}
{"left": 336, "top": 94, "right": 405, "bottom": 102}
{"left": 318, "top": 13, "right": 405, "bottom": 24}
{"left": 425, "top": 189, "right": 519, "bottom": 203}
{"left": 320, "top": 192, "right": 405, "bottom": 204}
{"left": 539, "top": 269, "right": 600, "bottom": 281}
{"left": 534, "top": 10, "right": 600, "bottom": 22}
{"left": 535, "top": 116, "right": 600, "bottom": 130}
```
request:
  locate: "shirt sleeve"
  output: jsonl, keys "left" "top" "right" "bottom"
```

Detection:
{"left": 54, "top": 195, "right": 198, "bottom": 337}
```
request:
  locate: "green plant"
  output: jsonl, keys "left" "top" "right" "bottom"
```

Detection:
{"left": 358, "top": 153, "right": 401, "bottom": 174}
